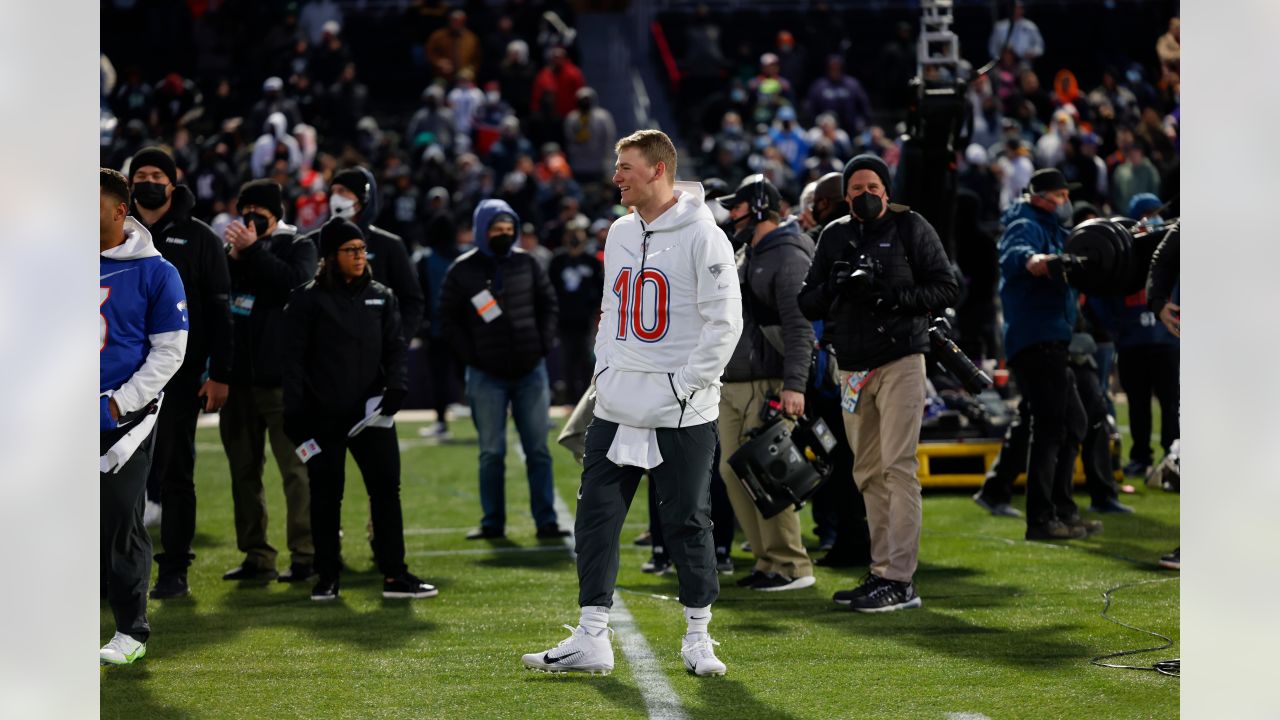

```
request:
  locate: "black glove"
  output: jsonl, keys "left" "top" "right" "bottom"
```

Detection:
{"left": 379, "top": 388, "right": 407, "bottom": 416}
{"left": 827, "top": 260, "right": 853, "bottom": 295}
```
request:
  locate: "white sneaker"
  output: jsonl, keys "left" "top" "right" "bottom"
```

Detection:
{"left": 522, "top": 624, "right": 614, "bottom": 675}
{"left": 100, "top": 632, "right": 146, "bottom": 666}
{"left": 143, "top": 500, "right": 162, "bottom": 529}
{"left": 681, "top": 633, "right": 726, "bottom": 676}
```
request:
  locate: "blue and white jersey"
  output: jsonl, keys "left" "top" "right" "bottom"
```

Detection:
{"left": 101, "top": 217, "right": 188, "bottom": 430}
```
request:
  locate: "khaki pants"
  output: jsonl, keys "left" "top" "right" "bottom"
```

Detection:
{"left": 220, "top": 385, "right": 314, "bottom": 569}
{"left": 840, "top": 354, "right": 926, "bottom": 583}
{"left": 718, "top": 380, "right": 813, "bottom": 579}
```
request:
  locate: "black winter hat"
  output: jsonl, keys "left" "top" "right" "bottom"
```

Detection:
{"left": 842, "top": 154, "right": 892, "bottom": 195}
{"left": 319, "top": 218, "right": 364, "bottom": 257}
{"left": 331, "top": 168, "right": 372, "bottom": 206}
{"left": 237, "top": 179, "right": 284, "bottom": 220}
{"left": 129, "top": 147, "right": 178, "bottom": 185}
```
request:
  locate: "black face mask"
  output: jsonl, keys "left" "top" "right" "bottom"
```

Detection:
{"left": 133, "top": 182, "right": 169, "bottom": 210}
{"left": 243, "top": 213, "right": 271, "bottom": 237}
{"left": 851, "top": 192, "right": 883, "bottom": 223}
{"left": 488, "top": 233, "right": 516, "bottom": 256}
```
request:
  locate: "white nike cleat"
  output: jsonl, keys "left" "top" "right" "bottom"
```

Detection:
{"left": 681, "top": 633, "right": 726, "bottom": 676}
{"left": 522, "top": 624, "right": 614, "bottom": 675}
{"left": 100, "top": 632, "right": 146, "bottom": 666}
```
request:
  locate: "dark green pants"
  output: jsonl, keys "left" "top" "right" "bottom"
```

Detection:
{"left": 575, "top": 418, "right": 719, "bottom": 608}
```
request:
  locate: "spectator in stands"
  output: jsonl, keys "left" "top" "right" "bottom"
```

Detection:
{"left": 531, "top": 46, "right": 586, "bottom": 121}
{"left": 152, "top": 72, "right": 203, "bottom": 137}
{"left": 439, "top": 199, "right": 565, "bottom": 541}
{"left": 299, "top": 0, "right": 343, "bottom": 45}
{"left": 447, "top": 68, "right": 485, "bottom": 140}
{"left": 310, "top": 21, "right": 351, "bottom": 86}
{"left": 1112, "top": 140, "right": 1161, "bottom": 214}
{"left": 774, "top": 31, "right": 807, "bottom": 96}
{"left": 876, "top": 21, "right": 917, "bottom": 112}
{"left": 220, "top": 179, "right": 318, "bottom": 583}
{"left": 427, "top": 9, "right": 481, "bottom": 82}
{"left": 1035, "top": 110, "right": 1076, "bottom": 167}
{"left": 406, "top": 86, "right": 456, "bottom": 157}
{"left": 519, "top": 221, "right": 553, "bottom": 271}
{"left": 768, "top": 105, "right": 810, "bottom": 178}
{"left": 1088, "top": 68, "right": 1139, "bottom": 125}
{"left": 749, "top": 53, "right": 794, "bottom": 116}
{"left": 483, "top": 15, "right": 520, "bottom": 81}
{"left": 563, "top": 87, "right": 617, "bottom": 190}
{"left": 988, "top": 1, "right": 1044, "bottom": 62}
{"left": 1058, "top": 132, "right": 1106, "bottom": 208}
{"left": 499, "top": 40, "right": 536, "bottom": 120}
{"left": 805, "top": 112, "right": 853, "bottom": 161}
{"left": 1157, "top": 17, "right": 1180, "bottom": 72}
{"left": 489, "top": 116, "right": 534, "bottom": 179}
{"left": 326, "top": 62, "right": 369, "bottom": 145}
{"left": 251, "top": 112, "right": 302, "bottom": 179}
{"left": 804, "top": 56, "right": 872, "bottom": 136}
{"left": 996, "top": 138, "right": 1034, "bottom": 210}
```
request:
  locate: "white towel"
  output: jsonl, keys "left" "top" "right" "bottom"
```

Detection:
{"left": 606, "top": 424, "right": 664, "bottom": 469}
{"left": 100, "top": 393, "right": 164, "bottom": 474}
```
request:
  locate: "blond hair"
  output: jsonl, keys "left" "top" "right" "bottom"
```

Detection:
{"left": 615, "top": 129, "right": 677, "bottom": 185}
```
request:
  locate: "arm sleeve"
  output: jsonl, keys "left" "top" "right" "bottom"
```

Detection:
{"left": 201, "top": 226, "right": 235, "bottom": 382}
{"left": 385, "top": 238, "right": 426, "bottom": 342}
{"left": 381, "top": 291, "right": 410, "bottom": 392}
{"left": 674, "top": 227, "right": 744, "bottom": 398}
{"left": 1146, "top": 229, "right": 1180, "bottom": 311}
{"left": 280, "top": 289, "right": 311, "bottom": 419}
{"left": 112, "top": 264, "right": 189, "bottom": 414}
{"left": 997, "top": 219, "right": 1041, "bottom": 280}
{"left": 798, "top": 225, "right": 838, "bottom": 321}
{"left": 773, "top": 248, "right": 816, "bottom": 392}
{"left": 239, "top": 235, "right": 318, "bottom": 300}
{"left": 438, "top": 263, "right": 476, "bottom": 366}
{"left": 532, "top": 257, "right": 559, "bottom": 356}
{"left": 893, "top": 216, "right": 961, "bottom": 313}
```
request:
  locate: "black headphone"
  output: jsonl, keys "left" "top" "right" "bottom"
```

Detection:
{"left": 744, "top": 174, "right": 771, "bottom": 223}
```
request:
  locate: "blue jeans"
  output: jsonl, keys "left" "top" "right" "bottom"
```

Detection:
{"left": 466, "top": 362, "right": 558, "bottom": 530}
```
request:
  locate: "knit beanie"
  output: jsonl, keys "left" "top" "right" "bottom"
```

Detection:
{"left": 319, "top": 217, "right": 364, "bottom": 257}
{"left": 841, "top": 154, "right": 892, "bottom": 194}
{"left": 237, "top": 179, "right": 285, "bottom": 220}
{"left": 129, "top": 147, "right": 178, "bottom": 185}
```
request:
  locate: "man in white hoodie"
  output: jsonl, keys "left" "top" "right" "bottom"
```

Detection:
{"left": 99, "top": 168, "right": 188, "bottom": 664}
{"left": 522, "top": 130, "right": 742, "bottom": 677}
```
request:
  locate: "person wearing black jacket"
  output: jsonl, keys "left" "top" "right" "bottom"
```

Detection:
{"left": 319, "top": 166, "right": 425, "bottom": 345}
{"left": 220, "top": 179, "right": 318, "bottom": 584}
{"left": 127, "top": 147, "right": 234, "bottom": 599}
{"left": 282, "top": 219, "right": 438, "bottom": 601}
{"left": 1146, "top": 223, "right": 1179, "bottom": 571}
{"left": 798, "top": 155, "right": 959, "bottom": 613}
{"left": 440, "top": 199, "right": 565, "bottom": 540}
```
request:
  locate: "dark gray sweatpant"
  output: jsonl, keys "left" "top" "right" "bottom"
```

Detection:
{"left": 575, "top": 417, "right": 719, "bottom": 608}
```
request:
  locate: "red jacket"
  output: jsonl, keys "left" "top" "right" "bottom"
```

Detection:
{"left": 531, "top": 62, "right": 586, "bottom": 119}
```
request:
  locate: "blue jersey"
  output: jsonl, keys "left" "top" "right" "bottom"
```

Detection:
{"left": 100, "top": 231, "right": 189, "bottom": 398}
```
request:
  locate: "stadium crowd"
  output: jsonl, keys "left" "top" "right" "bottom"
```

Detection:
{"left": 99, "top": 0, "right": 1180, "bottom": 668}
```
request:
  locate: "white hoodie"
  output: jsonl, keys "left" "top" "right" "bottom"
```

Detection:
{"left": 592, "top": 182, "right": 743, "bottom": 429}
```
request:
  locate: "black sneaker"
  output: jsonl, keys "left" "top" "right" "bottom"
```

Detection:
{"left": 1061, "top": 514, "right": 1104, "bottom": 536}
{"left": 278, "top": 562, "right": 317, "bottom": 583}
{"left": 150, "top": 574, "right": 190, "bottom": 599}
{"left": 222, "top": 563, "right": 278, "bottom": 581}
{"left": 465, "top": 526, "right": 505, "bottom": 540}
{"left": 311, "top": 576, "right": 340, "bottom": 601}
{"left": 633, "top": 530, "right": 653, "bottom": 546}
{"left": 735, "top": 569, "right": 769, "bottom": 588}
{"left": 1159, "top": 547, "right": 1180, "bottom": 570}
{"left": 715, "top": 550, "right": 734, "bottom": 576}
{"left": 536, "top": 525, "right": 572, "bottom": 539}
{"left": 848, "top": 578, "right": 922, "bottom": 613}
{"left": 832, "top": 573, "right": 884, "bottom": 605}
{"left": 1025, "top": 519, "right": 1087, "bottom": 541}
{"left": 383, "top": 572, "right": 439, "bottom": 599}
{"left": 751, "top": 572, "right": 816, "bottom": 592}
{"left": 641, "top": 552, "right": 672, "bottom": 575}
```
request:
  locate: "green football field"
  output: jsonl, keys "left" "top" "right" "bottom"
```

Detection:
{"left": 100, "top": 405, "right": 1179, "bottom": 720}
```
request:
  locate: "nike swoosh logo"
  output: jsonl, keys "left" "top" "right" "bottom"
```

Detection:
{"left": 543, "top": 651, "right": 582, "bottom": 664}
{"left": 100, "top": 268, "right": 136, "bottom": 280}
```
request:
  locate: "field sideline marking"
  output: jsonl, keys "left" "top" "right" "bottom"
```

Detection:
{"left": 552, "top": 492, "right": 690, "bottom": 720}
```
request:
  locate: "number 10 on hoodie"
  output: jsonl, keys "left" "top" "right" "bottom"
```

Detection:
{"left": 612, "top": 267, "right": 670, "bottom": 343}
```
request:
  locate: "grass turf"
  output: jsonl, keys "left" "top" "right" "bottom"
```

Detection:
{"left": 101, "top": 405, "right": 1178, "bottom": 720}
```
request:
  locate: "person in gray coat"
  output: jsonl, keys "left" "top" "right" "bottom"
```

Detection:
{"left": 713, "top": 174, "right": 817, "bottom": 592}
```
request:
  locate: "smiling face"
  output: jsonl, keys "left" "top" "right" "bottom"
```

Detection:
{"left": 613, "top": 147, "right": 665, "bottom": 208}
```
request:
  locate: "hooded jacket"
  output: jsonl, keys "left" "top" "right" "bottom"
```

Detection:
{"left": 997, "top": 199, "right": 1077, "bottom": 361}
{"left": 723, "top": 218, "right": 815, "bottom": 391}
{"left": 439, "top": 199, "right": 558, "bottom": 379}
{"left": 798, "top": 207, "right": 958, "bottom": 371}
{"left": 281, "top": 266, "right": 408, "bottom": 431}
{"left": 131, "top": 184, "right": 233, "bottom": 384}
{"left": 250, "top": 111, "right": 302, "bottom": 178}
{"left": 592, "top": 182, "right": 743, "bottom": 429}
{"left": 227, "top": 220, "right": 317, "bottom": 387}
{"left": 304, "top": 167, "right": 425, "bottom": 342}
{"left": 101, "top": 217, "right": 188, "bottom": 430}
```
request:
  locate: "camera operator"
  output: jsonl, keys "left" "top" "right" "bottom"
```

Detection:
{"left": 802, "top": 172, "right": 872, "bottom": 567}
{"left": 996, "top": 168, "right": 1099, "bottom": 541}
{"left": 798, "top": 155, "right": 958, "bottom": 612}
{"left": 714, "top": 174, "right": 816, "bottom": 592}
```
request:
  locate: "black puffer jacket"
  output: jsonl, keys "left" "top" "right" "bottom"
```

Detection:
{"left": 798, "top": 207, "right": 959, "bottom": 371}
{"left": 439, "top": 199, "right": 558, "bottom": 379}
{"left": 227, "top": 223, "right": 318, "bottom": 387}
{"left": 281, "top": 267, "right": 407, "bottom": 428}
{"left": 132, "top": 185, "right": 234, "bottom": 383}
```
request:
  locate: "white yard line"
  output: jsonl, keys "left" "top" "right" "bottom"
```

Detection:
{"left": 551, "top": 493, "right": 689, "bottom": 720}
